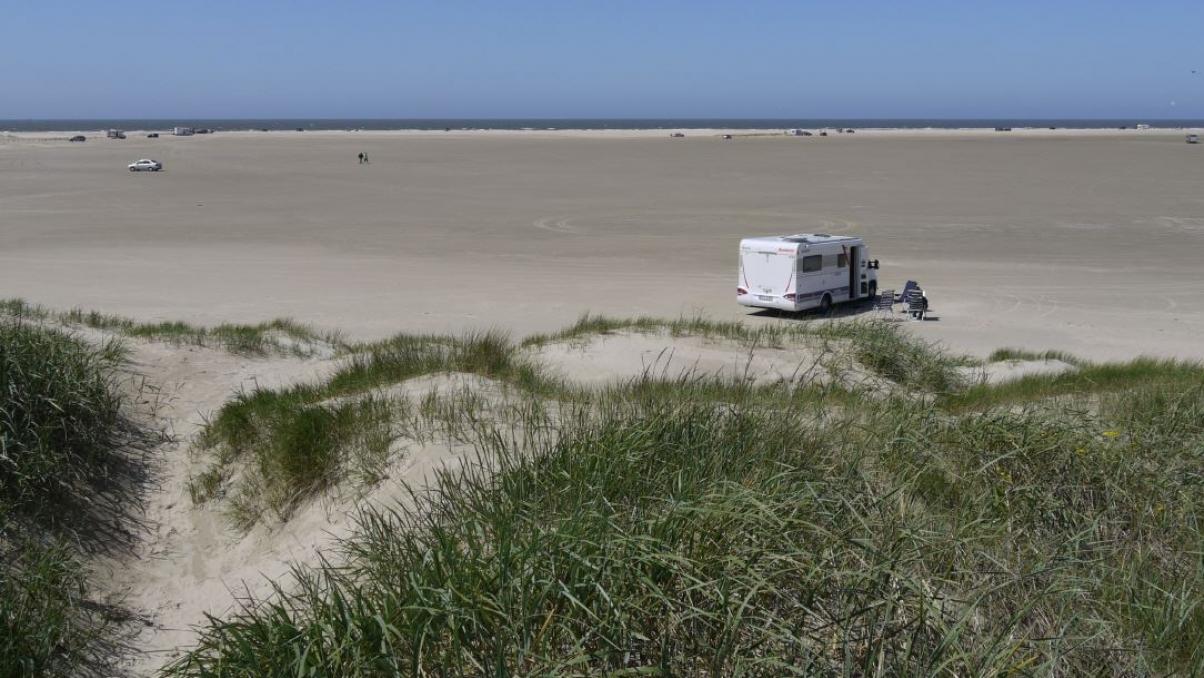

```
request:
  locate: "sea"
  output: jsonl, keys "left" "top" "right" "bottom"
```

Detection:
{"left": 3, "top": 118, "right": 1204, "bottom": 132}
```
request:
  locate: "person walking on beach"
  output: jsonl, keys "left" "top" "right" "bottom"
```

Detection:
{"left": 362, "top": 152, "right": 369, "bottom": 164}
{"left": 357, "top": 152, "right": 364, "bottom": 164}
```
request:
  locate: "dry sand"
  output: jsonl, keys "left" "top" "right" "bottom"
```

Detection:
{"left": 527, "top": 329, "right": 884, "bottom": 389}
{"left": 3, "top": 129, "right": 1204, "bottom": 361}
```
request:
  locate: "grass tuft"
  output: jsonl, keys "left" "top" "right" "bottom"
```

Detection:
{"left": 988, "top": 346, "right": 1082, "bottom": 364}
{"left": 0, "top": 319, "right": 125, "bottom": 516}
{"left": 1, "top": 297, "right": 341, "bottom": 357}
{"left": 943, "top": 357, "right": 1204, "bottom": 411}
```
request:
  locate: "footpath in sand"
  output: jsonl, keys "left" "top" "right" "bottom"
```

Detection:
{"left": 89, "top": 337, "right": 339, "bottom": 673}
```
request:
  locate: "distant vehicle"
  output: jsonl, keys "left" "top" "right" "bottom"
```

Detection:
{"left": 994, "top": 127, "right": 1012, "bottom": 132}
{"left": 173, "top": 127, "right": 194, "bottom": 136}
{"left": 128, "top": 158, "right": 162, "bottom": 172}
{"left": 670, "top": 132, "right": 685, "bottom": 138}
{"left": 106, "top": 129, "right": 126, "bottom": 139}
{"left": 819, "top": 131, "right": 828, "bottom": 136}
{"left": 68, "top": 135, "right": 86, "bottom": 142}
{"left": 1136, "top": 124, "right": 1151, "bottom": 130}
{"left": 845, "top": 129, "right": 856, "bottom": 134}
{"left": 738, "top": 233, "right": 879, "bottom": 313}
{"left": 147, "top": 133, "right": 159, "bottom": 138}
{"left": 195, "top": 128, "right": 212, "bottom": 134}
{"left": 1187, "top": 134, "right": 1200, "bottom": 144}
{"left": 296, "top": 127, "right": 305, "bottom": 132}
{"left": 801, "top": 131, "right": 813, "bottom": 136}
{"left": 723, "top": 134, "right": 733, "bottom": 140}
{"left": 788, "top": 128, "right": 806, "bottom": 136}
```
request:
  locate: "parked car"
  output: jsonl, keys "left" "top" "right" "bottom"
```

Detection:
{"left": 128, "top": 159, "right": 163, "bottom": 172}
{"left": 69, "top": 135, "right": 86, "bottom": 142}
{"left": 723, "top": 134, "right": 733, "bottom": 140}
{"left": 1187, "top": 134, "right": 1200, "bottom": 144}
{"left": 670, "top": 132, "right": 685, "bottom": 138}
{"left": 147, "top": 132, "right": 160, "bottom": 138}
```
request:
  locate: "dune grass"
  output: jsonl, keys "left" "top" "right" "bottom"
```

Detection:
{"left": 162, "top": 311, "right": 1202, "bottom": 674}
{"left": 0, "top": 319, "right": 131, "bottom": 676}
{"left": 0, "top": 535, "right": 113, "bottom": 677}
{"left": 168, "top": 381, "right": 1204, "bottom": 676}
{"left": 987, "top": 346, "right": 1082, "bottom": 365}
{"left": 191, "top": 316, "right": 979, "bottom": 528}
{"left": 942, "top": 357, "right": 1204, "bottom": 411}
{"left": 190, "top": 330, "right": 548, "bottom": 525}
{"left": 0, "top": 319, "right": 125, "bottom": 518}
{"left": 526, "top": 312, "right": 968, "bottom": 393}
{"left": 0, "top": 298, "right": 341, "bottom": 357}
{"left": 521, "top": 312, "right": 777, "bottom": 347}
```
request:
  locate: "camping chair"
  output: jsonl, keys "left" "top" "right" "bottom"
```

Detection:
{"left": 896, "top": 280, "right": 920, "bottom": 304}
{"left": 875, "top": 289, "right": 895, "bottom": 315}
{"left": 906, "top": 288, "right": 927, "bottom": 320}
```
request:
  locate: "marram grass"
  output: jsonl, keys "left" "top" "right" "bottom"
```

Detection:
{"left": 0, "top": 319, "right": 129, "bottom": 676}
{"left": 171, "top": 315, "right": 1203, "bottom": 676}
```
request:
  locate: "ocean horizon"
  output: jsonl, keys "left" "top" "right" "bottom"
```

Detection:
{"left": 4, "top": 118, "right": 1204, "bottom": 132}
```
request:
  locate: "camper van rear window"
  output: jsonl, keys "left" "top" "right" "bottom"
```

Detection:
{"left": 837, "top": 253, "right": 848, "bottom": 268}
{"left": 801, "top": 255, "right": 822, "bottom": 273}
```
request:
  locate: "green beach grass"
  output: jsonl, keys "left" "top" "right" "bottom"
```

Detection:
{"left": 0, "top": 319, "right": 131, "bottom": 676}
{"left": 3, "top": 305, "right": 1201, "bottom": 675}
{"left": 172, "top": 313, "right": 1202, "bottom": 675}
{"left": 0, "top": 298, "right": 341, "bottom": 357}
{"left": 169, "top": 385, "right": 1204, "bottom": 676}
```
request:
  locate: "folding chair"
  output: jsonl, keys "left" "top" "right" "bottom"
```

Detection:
{"left": 906, "top": 289, "right": 927, "bottom": 320}
{"left": 875, "top": 289, "right": 895, "bottom": 316}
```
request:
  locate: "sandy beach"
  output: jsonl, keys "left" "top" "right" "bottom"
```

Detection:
{"left": 3, "top": 128, "right": 1203, "bottom": 361}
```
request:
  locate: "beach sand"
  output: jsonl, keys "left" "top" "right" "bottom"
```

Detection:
{"left": 3, "top": 129, "right": 1203, "bottom": 361}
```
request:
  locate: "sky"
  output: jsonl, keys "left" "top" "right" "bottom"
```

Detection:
{"left": 1, "top": 0, "right": 1201, "bottom": 119}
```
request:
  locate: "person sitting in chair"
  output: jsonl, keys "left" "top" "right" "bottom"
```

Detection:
{"left": 898, "top": 280, "right": 929, "bottom": 319}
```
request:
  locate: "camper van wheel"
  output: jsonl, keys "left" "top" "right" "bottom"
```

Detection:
{"left": 818, "top": 294, "right": 832, "bottom": 314}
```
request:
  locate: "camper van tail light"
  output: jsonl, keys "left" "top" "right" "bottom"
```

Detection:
{"left": 737, "top": 287, "right": 748, "bottom": 296}
{"left": 784, "top": 293, "right": 797, "bottom": 301}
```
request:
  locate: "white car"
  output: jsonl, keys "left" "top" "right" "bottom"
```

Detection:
{"left": 128, "top": 159, "right": 162, "bottom": 172}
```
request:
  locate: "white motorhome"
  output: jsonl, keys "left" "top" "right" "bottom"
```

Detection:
{"left": 173, "top": 126, "right": 195, "bottom": 136}
{"left": 737, "top": 234, "right": 879, "bottom": 312}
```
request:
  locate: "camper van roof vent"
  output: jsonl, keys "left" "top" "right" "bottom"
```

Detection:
{"left": 781, "top": 233, "right": 838, "bottom": 243}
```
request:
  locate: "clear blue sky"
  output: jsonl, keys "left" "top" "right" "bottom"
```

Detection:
{"left": 2, "top": 0, "right": 1200, "bottom": 118}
